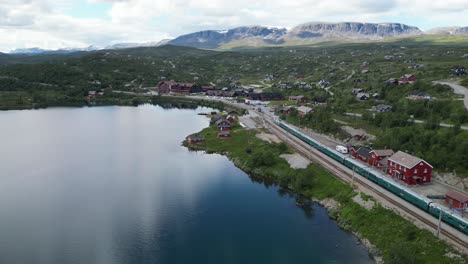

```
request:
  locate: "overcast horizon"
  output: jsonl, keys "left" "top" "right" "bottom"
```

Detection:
{"left": 1, "top": 0, "right": 467, "bottom": 53}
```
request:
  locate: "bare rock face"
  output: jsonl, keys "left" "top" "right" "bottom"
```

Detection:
{"left": 169, "top": 26, "right": 287, "bottom": 49}
{"left": 169, "top": 22, "right": 423, "bottom": 48}
{"left": 288, "top": 22, "right": 422, "bottom": 39}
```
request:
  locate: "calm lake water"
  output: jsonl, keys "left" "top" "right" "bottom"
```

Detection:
{"left": 0, "top": 105, "right": 372, "bottom": 264}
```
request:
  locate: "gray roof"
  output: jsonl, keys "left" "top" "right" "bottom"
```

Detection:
{"left": 371, "top": 149, "right": 394, "bottom": 157}
{"left": 297, "top": 106, "right": 313, "bottom": 113}
{"left": 356, "top": 92, "right": 370, "bottom": 99}
{"left": 356, "top": 147, "right": 371, "bottom": 159}
{"left": 388, "top": 151, "right": 432, "bottom": 169}
{"left": 215, "top": 118, "right": 231, "bottom": 126}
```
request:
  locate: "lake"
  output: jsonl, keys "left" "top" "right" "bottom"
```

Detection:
{"left": 0, "top": 105, "right": 372, "bottom": 264}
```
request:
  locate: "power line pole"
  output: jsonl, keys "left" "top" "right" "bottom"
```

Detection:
{"left": 436, "top": 208, "right": 442, "bottom": 238}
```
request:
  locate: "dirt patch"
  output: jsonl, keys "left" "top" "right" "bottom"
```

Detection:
{"left": 256, "top": 132, "right": 281, "bottom": 143}
{"left": 280, "top": 153, "right": 310, "bottom": 169}
{"left": 434, "top": 172, "right": 467, "bottom": 191}
{"left": 353, "top": 193, "right": 376, "bottom": 210}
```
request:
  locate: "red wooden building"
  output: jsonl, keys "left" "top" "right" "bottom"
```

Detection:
{"left": 216, "top": 118, "right": 231, "bottom": 137}
{"left": 350, "top": 147, "right": 371, "bottom": 163}
{"left": 157, "top": 81, "right": 201, "bottom": 94}
{"left": 398, "top": 74, "right": 417, "bottom": 84}
{"left": 186, "top": 135, "right": 205, "bottom": 144}
{"left": 368, "top": 149, "right": 394, "bottom": 168}
{"left": 297, "top": 106, "right": 313, "bottom": 117}
{"left": 445, "top": 191, "right": 468, "bottom": 210}
{"left": 226, "top": 115, "right": 236, "bottom": 124}
{"left": 289, "top": 95, "right": 308, "bottom": 103}
{"left": 158, "top": 80, "right": 177, "bottom": 94}
{"left": 387, "top": 151, "right": 432, "bottom": 185}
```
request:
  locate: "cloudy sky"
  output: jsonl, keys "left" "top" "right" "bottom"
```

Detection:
{"left": 1, "top": 0, "right": 467, "bottom": 52}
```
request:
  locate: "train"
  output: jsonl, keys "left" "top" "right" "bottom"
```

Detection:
{"left": 276, "top": 119, "right": 468, "bottom": 235}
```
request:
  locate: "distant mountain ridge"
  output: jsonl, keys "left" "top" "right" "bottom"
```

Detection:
{"left": 426, "top": 26, "right": 468, "bottom": 35}
{"left": 8, "top": 39, "right": 171, "bottom": 55}
{"left": 168, "top": 22, "right": 423, "bottom": 49}
{"left": 6, "top": 22, "right": 468, "bottom": 54}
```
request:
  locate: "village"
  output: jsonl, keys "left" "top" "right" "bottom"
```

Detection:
{"left": 159, "top": 70, "right": 468, "bottom": 219}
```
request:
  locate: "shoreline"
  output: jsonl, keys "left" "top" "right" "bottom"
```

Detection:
{"left": 187, "top": 140, "right": 382, "bottom": 263}
{"left": 183, "top": 120, "right": 467, "bottom": 263}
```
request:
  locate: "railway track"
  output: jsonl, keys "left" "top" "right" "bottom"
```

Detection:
{"left": 263, "top": 118, "right": 468, "bottom": 251}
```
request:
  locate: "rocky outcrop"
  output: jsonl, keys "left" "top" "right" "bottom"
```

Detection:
{"left": 169, "top": 22, "right": 422, "bottom": 49}
{"left": 169, "top": 26, "right": 287, "bottom": 49}
{"left": 288, "top": 22, "right": 422, "bottom": 39}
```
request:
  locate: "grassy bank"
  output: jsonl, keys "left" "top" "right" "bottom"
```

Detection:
{"left": 184, "top": 125, "right": 466, "bottom": 264}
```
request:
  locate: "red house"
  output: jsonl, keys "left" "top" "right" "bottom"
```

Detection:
{"left": 157, "top": 81, "right": 201, "bottom": 94}
{"left": 297, "top": 106, "right": 313, "bottom": 117}
{"left": 216, "top": 118, "right": 231, "bottom": 137}
{"left": 445, "top": 191, "right": 468, "bottom": 210}
{"left": 202, "top": 85, "right": 215, "bottom": 91}
{"left": 186, "top": 135, "right": 205, "bottom": 144}
{"left": 282, "top": 106, "right": 295, "bottom": 115}
{"left": 289, "top": 95, "right": 308, "bottom": 103}
{"left": 387, "top": 151, "right": 432, "bottom": 185}
{"left": 158, "top": 80, "right": 177, "bottom": 94}
{"left": 398, "top": 74, "right": 417, "bottom": 84}
{"left": 226, "top": 115, "right": 236, "bottom": 124}
{"left": 351, "top": 147, "right": 372, "bottom": 162}
{"left": 368, "top": 149, "right": 394, "bottom": 168}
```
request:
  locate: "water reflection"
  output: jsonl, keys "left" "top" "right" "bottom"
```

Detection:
{"left": 0, "top": 106, "right": 372, "bottom": 264}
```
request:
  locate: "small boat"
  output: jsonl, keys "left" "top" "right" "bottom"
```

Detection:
{"left": 197, "top": 113, "right": 208, "bottom": 115}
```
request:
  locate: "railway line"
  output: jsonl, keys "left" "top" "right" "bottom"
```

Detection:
{"left": 262, "top": 116, "right": 468, "bottom": 252}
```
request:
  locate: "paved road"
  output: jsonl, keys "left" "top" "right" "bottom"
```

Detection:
{"left": 343, "top": 113, "right": 468, "bottom": 130}
{"left": 434, "top": 81, "right": 468, "bottom": 111}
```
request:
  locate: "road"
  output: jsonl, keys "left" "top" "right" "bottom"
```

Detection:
{"left": 434, "top": 80, "right": 468, "bottom": 111}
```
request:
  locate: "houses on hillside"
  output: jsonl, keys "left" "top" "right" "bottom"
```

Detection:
{"left": 451, "top": 65, "right": 466, "bottom": 76}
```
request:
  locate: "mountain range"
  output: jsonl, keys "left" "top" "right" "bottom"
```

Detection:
{"left": 6, "top": 22, "right": 468, "bottom": 54}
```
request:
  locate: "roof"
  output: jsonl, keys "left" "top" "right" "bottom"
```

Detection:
{"left": 371, "top": 149, "right": 394, "bottom": 157}
{"left": 388, "top": 151, "right": 433, "bottom": 169}
{"left": 378, "top": 157, "right": 389, "bottom": 166}
{"left": 215, "top": 118, "right": 231, "bottom": 126}
{"left": 297, "top": 106, "right": 313, "bottom": 113}
{"left": 356, "top": 147, "right": 372, "bottom": 159}
{"left": 356, "top": 92, "right": 370, "bottom": 99}
{"left": 446, "top": 191, "right": 468, "bottom": 203}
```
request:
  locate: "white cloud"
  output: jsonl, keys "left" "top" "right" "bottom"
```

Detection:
{"left": 0, "top": 0, "right": 467, "bottom": 52}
